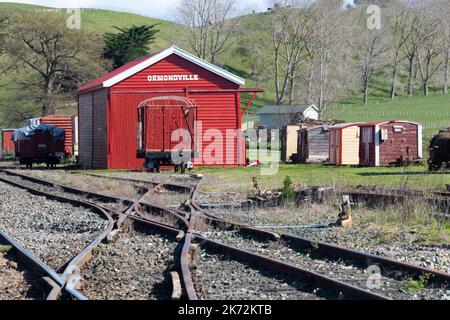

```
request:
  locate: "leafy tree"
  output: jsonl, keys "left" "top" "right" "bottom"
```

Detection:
{"left": 103, "top": 25, "right": 159, "bottom": 69}
{"left": 0, "top": 10, "right": 109, "bottom": 117}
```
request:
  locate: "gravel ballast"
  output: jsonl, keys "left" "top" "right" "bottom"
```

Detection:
{"left": 0, "top": 172, "right": 128, "bottom": 212}
{"left": 192, "top": 244, "right": 327, "bottom": 300}
{"left": 80, "top": 223, "right": 179, "bottom": 300}
{"left": 205, "top": 206, "right": 450, "bottom": 274}
{"left": 198, "top": 229, "right": 449, "bottom": 300}
{"left": 0, "top": 249, "right": 46, "bottom": 300}
{"left": 0, "top": 181, "right": 108, "bottom": 271}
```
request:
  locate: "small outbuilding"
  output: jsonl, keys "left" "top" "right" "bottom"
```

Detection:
{"left": 359, "top": 121, "right": 422, "bottom": 166}
{"left": 329, "top": 123, "right": 361, "bottom": 165}
{"left": 297, "top": 125, "right": 330, "bottom": 163}
{"left": 256, "top": 104, "right": 319, "bottom": 130}
{"left": 77, "top": 46, "right": 262, "bottom": 170}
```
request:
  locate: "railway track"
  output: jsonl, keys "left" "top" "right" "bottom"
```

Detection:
{"left": 189, "top": 205, "right": 450, "bottom": 300}
{"left": 0, "top": 170, "right": 187, "bottom": 300}
{"left": 0, "top": 179, "right": 110, "bottom": 272}
{"left": 343, "top": 188, "right": 450, "bottom": 213}
{"left": 75, "top": 171, "right": 195, "bottom": 193}
{"left": 0, "top": 231, "right": 61, "bottom": 300}
{"left": 1, "top": 169, "right": 448, "bottom": 300}
{"left": 0, "top": 176, "right": 116, "bottom": 300}
{"left": 78, "top": 218, "right": 181, "bottom": 300}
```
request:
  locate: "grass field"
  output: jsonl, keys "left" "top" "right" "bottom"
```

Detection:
{"left": 194, "top": 164, "right": 450, "bottom": 193}
{"left": 325, "top": 93, "right": 450, "bottom": 134}
{"left": 1, "top": 3, "right": 449, "bottom": 128}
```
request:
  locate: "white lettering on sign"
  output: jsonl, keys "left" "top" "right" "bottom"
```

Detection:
{"left": 147, "top": 74, "right": 199, "bottom": 82}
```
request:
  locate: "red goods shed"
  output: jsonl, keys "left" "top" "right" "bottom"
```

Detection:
{"left": 359, "top": 121, "right": 422, "bottom": 166}
{"left": 77, "top": 46, "right": 262, "bottom": 170}
{"left": 40, "top": 114, "right": 74, "bottom": 155}
{"left": 2, "top": 129, "right": 15, "bottom": 155}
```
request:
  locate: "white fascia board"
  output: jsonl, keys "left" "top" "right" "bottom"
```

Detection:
{"left": 418, "top": 124, "right": 423, "bottom": 159}
{"left": 172, "top": 47, "right": 245, "bottom": 86}
{"left": 375, "top": 124, "right": 380, "bottom": 166}
{"left": 103, "top": 46, "right": 245, "bottom": 88}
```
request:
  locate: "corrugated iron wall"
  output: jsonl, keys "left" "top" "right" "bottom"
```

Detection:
{"left": 92, "top": 89, "right": 108, "bottom": 168}
{"left": 40, "top": 114, "right": 73, "bottom": 154}
{"left": 78, "top": 93, "right": 93, "bottom": 168}
{"left": 1, "top": 130, "right": 15, "bottom": 154}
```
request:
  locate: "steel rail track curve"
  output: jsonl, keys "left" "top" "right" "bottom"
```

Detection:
{"left": 2, "top": 169, "right": 448, "bottom": 300}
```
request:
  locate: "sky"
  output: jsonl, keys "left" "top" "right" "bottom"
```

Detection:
{"left": 0, "top": 0, "right": 270, "bottom": 20}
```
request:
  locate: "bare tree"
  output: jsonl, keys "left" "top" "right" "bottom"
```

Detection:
{"left": 438, "top": 0, "right": 450, "bottom": 95}
{"left": 177, "top": 0, "right": 239, "bottom": 64}
{"left": 385, "top": 1, "right": 413, "bottom": 100}
{"left": 403, "top": 1, "right": 438, "bottom": 97}
{"left": 355, "top": 16, "right": 388, "bottom": 105}
{"left": 264, "top": 0, "right": 315, "bottom": 105}
{"left": 311, "top": 0, "right": 350, "bottom": 113}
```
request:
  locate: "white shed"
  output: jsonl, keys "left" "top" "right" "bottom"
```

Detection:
{"left": 256, "top": 104, "right": 319, "bottom": 130}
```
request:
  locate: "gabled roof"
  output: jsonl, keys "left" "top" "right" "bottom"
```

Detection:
{"left": 256, "top": 104, "right": 318, "bottom": 115}
{"left": 329, "top": 123, "right": 362, "bottom": 130}
{"left": 78, "top": 46, "right": 245, "bottom": 93}
{"left": 359, "top": 120, "right": 421, "bottom": 127}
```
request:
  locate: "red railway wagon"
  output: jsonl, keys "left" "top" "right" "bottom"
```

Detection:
{"left": 137, "top": 96, "right": 198, "bottom": 172}
{"left": 40, "top": 114, "right": 74, "bottom": 155}
{"left": 359, "top": 121, "right": 423, "bottom": 166}
{"left": 77, "top": 46, "right": 262, "bottom": 170}
{"left": 13, "top": 124, "right": 66, "bottom": 169}
{"left": 1, "top": 129, "right": 15, "bottom": 155}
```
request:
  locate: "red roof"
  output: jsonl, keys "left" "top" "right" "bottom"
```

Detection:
{"left": 78, "top": 54, "right": 156, "bottom": 93}
{"left": 359, "top": 120, "right": 416, "bottom": 127}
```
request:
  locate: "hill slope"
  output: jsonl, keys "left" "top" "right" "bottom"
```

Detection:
{"left": 0, "top": 2, "right": 449, "bottom": 135}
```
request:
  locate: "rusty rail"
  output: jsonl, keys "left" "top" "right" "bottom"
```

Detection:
{"left": 0, "top": 169, "right": 197, "bottom": 300}
{"left": 192, "top": 234, "right": 388, "bottom": 300}
{"left": 0, "top": 229, "right": 64, "bottom": 300}
{"left": 190, "top": 199, "right": 450, "bottom": 293}
{"left": 75, "top": 172, "right": 193, "bottom": 194}
{"left": 0, "top": 172, "right": 114, "bottom": 300}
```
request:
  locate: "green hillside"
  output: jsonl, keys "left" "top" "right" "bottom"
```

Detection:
{"left": 326, "top": 94, "right": 450, "bottom": 135}
{"left": 0, "top": 2, "right": 449, "bottom": 135}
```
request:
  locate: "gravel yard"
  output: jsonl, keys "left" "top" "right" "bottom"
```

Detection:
{"left": 191, "top": 244, "right": 327, "bottom": 300}
{"left": 0, "top": 248, "right": 47, "bottom": 300}
{"left": 10, "top": 170, "right": 141, "bottom": 200}
{"left": 286, "top": 227, "right": 450, "bottom": 274}
{"left": 203, "top": 206, "right": 450, "bottom": 274}
{"left": 0, "top": 182, "right": 108, "bottom": 270}
{"left": 0, "top": 172, "right": 128, "bottom": 212}
{"left": 79, "top": 221, "right": 179, "bottom": 300}
{"left": 141, "top": 189, "right": 191, "bottom": 208}
{"left": 198, "top": 229, "right": 449, "bottom": 300}
{"left": 89, "top": 171, "right": 199, "bottom": 188}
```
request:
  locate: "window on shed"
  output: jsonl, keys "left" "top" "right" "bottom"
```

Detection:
{"left": 393, "top": 126, "right": 404, "bottom": 133}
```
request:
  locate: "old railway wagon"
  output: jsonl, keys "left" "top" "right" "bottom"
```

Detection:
{"left": 359, "top": 121, "right": 422, "bottom": 166}
{"left": 297, "top": 125, "right": 330, "bottom": 163}
{"left": 1, "top": 129, "right": 15, "bottom": 156}
{"left": 77, "top": 46, "right": 262, "bottom": 170}
{"left": 13, "top": 124, "right": 66, "bottom": 168}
